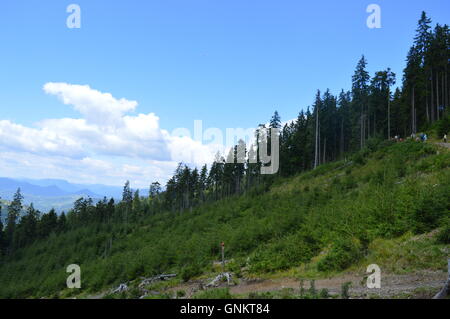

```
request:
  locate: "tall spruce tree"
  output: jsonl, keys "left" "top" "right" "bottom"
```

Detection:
{"left": 5, "top": 188, "right": 24, "bottom": 253}
{"left": 313, "top": 90, "right": 321, "bottom": 168}
{"left": 352, "top": 55, "right": 370, "bottom": 149}
{"left": 0, "top": 202, "right": 4, "bottom": 256}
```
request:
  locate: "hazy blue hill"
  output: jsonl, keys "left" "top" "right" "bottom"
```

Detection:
{"left": 0, "top": 178, "right": 70, "bottom": 197}
{"left": 0, "top": 177, "right": 148, "bottom": 213}
{"left": 18, "top": 178, "right": 124, "bottom": 198}
{"left": 19, "top": 194, "right": 94, "bottom": 213}
{"left": 0, "top": 178, "right": 105, "bottom": 213}
{"left": 19, "top": 178, "right": 83, "bottom": 193}
{"left": 0, "top": 190, "right": 99, "bottom": 213}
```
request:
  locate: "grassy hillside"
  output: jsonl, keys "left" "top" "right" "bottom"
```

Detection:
{"left": 0, "top": 139, "right": 449, "bottom": 298}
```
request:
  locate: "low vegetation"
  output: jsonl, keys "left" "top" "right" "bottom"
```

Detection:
{"left": 0, "top": 139, "right": 448, "bottom": 298}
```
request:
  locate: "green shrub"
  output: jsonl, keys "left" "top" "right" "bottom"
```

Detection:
{"left": 279, "top": 288, "right": 296, "bottom": 299}
{"left": 181, "top": 264, "right": 202, "bottom": 282}
{"left": 249, "top": 231, "right": 320, "bottom": 273}
{"left": 436, "top": 115, "right": 450, "bottom": 137}
{"left": 319, "top": 288, "right": 329, "bottom": 299}
{"left": 342, "top": 175, "right": 357, "bottom": 190}
{"left": 411, "top": 185, "right": 449, "bottom": 234}
{"left": 226, "top": 259, "right": 243, "bottom": 277}
{"left": 299, "top": 279, "right": 305, "bottom": 297}
{"left": 128, "top": 286, "right": 141, "bottom": 299}
{"left": 353, "top": 152, "right": 366, "bottom": 166}
{"left": 341, "top": 282, "right": 352, "bottom": 299}
{"left": 366, "top": 136, "right": 383, "bottom": 152}
{"left": 308, "top": 279, "right": 317, "bottom": 296}
{"left": 176, "top": 290, "right": 186, "bottom": 298}
{"left": 436, "top": 219, "right": 450, "bottom": 244}
{"left": 317, "top": 238, "right": 363, "bottom": 272}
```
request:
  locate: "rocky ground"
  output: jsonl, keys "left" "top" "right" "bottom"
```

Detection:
{"left": 163, "top": 269, "right": 447, "bottom": 299}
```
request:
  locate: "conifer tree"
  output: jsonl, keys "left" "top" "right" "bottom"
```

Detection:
{"left": 5, "top": 188, "right": 23, "bottom": 253}
{"left": 0, "top": 202, "right": 4, "bottom": 256}
{"left": 352, "top": 56, "right": 370, "bottom": 149}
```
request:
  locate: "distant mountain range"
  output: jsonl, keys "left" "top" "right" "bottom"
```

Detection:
{"left": 0, "top": 177, "right": 127, "bottom": 213}
{"left": 17, "top": 178, "right": 126, "bottom": 198}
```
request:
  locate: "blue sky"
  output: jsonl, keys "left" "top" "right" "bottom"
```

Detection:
{"left": 0, "top": 0, "right": 449, "bottom": 187}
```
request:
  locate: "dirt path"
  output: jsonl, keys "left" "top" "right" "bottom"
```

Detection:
{"left": 170, "top": 270, "right": 447, "bottom": 299}
{"left": 434, "top": 142, "right": 450, "bottom": 149}
{"left": 229, "top": 271, "right": 447, "bottom": 298}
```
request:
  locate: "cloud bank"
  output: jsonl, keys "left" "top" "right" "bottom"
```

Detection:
{"left": 0, "top": 83, "right": 217, "bottom": 188}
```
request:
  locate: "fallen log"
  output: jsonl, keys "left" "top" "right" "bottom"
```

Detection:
{"left": 112, "top": 283, "right": 128, "bottom": 294}
{"left": 206, "top": 272, "right": 232, "bottom": 287}
{"left": 138, "top": 274, "right": 177, "bottom": 289}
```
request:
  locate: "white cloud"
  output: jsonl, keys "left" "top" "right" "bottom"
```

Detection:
{"left": 43, "top": 82, "right": 137, "bottom": 126}
{"left": 0, "top": 83, "right": 218, "bottom": 187}
{"left": 165, "top": 133, "right": 216, "bottom": 165}
{"left": 0, "top": 119, "right": 85, "bottom": 158}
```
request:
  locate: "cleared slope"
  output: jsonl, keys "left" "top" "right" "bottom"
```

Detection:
{"left": 0, "top": 140, "right": 448, "bottom": 298}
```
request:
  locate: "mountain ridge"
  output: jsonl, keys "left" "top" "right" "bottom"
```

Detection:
{"left": 0, "top": 177, "right": 114, "bottom": 213}
{"left": 0, "top": 177, "right": 149, "bottom": 213}
{"left": 0, "top": 177, "right": 101, "bottom": 197}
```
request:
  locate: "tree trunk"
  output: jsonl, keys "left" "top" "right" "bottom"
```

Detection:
{"left": 445, "top": 68, "right": 448, "bottom": 111}
{"left": 411, "top": 86, "right": 415, "bottom": 134}
{"left": 437, "top": 72, "right": 440, "bottom": 121}
{"left": 446, "top": 68, "right": 448, "bottom": 112}
{"left": 340, "top": 119, "right": 344, "bottom": 156}
{"left": 387, "top": 86, "right": 392, "bottom": 139}
{"left": 318, "top": 130, "right": 321, "bottom": 165}
{"left": 431, "top": 69, "right": 435, "bottom": 122}
{"left": 373, "top": 106, "right": 376, "bottom": 137}
{"left": 314, "top": 106, "right": 319, "bottom": 169}
{"left": 442, "top": 72, "right": 445, "bottom": 112}
{"left": 425, "top": 81, "right": 429, "bottom": 123}
{"left": 360, "top": 112, "right": 364, "bottom": 149}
